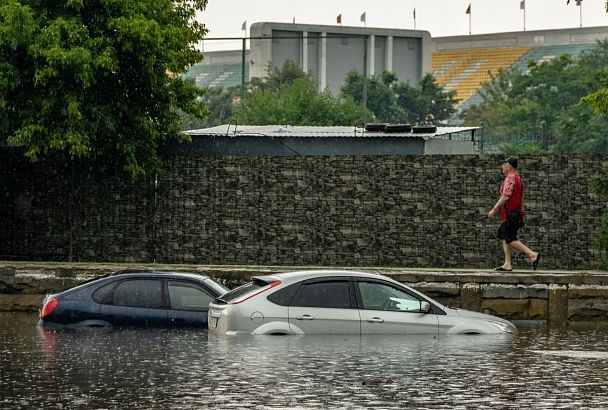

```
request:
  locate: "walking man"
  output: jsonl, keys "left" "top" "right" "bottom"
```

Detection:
{"left": 488, "top": 157, "right": 540, "bottom": 271}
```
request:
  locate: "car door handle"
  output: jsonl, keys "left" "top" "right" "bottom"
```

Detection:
{"left": 171, "top": 318, "right": 187, "bottom": 324}
{"left": 366, "top": 317, "right": 384, "bottom": 323}
{"left": 296, "top": 314, "right": 314, "bottom": 320}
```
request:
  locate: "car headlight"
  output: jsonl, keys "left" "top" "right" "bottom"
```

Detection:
{"left": 490, "top": 321, "right": 515, "bottom": 334}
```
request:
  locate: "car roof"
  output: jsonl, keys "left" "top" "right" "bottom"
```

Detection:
{"left": 263, "top": 270, "right": 392, "bottom": 285}
{"left": 109, "top": 271, "right": 210, "bottom": 280}
{"left": 54, "top": 271, "right": 215, "bottom": 297}
{"left": 260, "top": 269, "right": 446, "bottom": 311}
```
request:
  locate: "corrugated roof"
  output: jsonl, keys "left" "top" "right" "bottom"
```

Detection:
{"left": 184, "top": 125, "right": 479, "bottom": 140}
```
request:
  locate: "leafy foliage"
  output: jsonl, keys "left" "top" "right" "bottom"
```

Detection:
{"left": 340, "top": 70, "right": 404, "bottom": 123}
{"left": 248, "top": 60, "right": 312, "bottom": 93}
{"left": 182, "top": 86, "right": 240, "bottom": 130}
{"left": 465, "top": 40, "right": 608, "bottom": 154}
{"left": 190, "top": 60, "right": 455, "bottom": 129}
{"left": 235, "top": 60, "right": 368, "bottom": 126}
{"left": 340, "top": 70, "right": 457, "bottom": 124}
{"left": 0, "top": 0, "right": 209, "bottom": 179}
{"left": 584, "top": 4, "right": 608, "bottom": 266}
{"left": 590, "top": 162, "right": 608, "bottom": 268}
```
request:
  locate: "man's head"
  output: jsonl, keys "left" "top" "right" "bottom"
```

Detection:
{"left": 501, "top": 157, "right": 518, "bottom": 174}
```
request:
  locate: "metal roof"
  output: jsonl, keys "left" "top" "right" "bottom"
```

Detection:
{"left": 184, "top": 124, "right": 479, "bottom": 140}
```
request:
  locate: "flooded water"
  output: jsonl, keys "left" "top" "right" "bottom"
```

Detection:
{"left": 1, "top": 313, "right": 608, "bottom": 409}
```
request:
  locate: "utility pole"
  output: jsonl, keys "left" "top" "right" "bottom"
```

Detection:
{"left": 241, "top": 38, "right": 246, "bottom": 100}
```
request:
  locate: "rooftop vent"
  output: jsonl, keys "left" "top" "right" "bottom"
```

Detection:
{"left": 412, "top": 125, "right": 437, "bottom": 133}
{"left": 384, "top": 124, "right": 412, "bottom": 133}
{"left": 365, "top": 123, "right": 416, "bottom": 133}
{"left": 364, "top": 123, "right": 387, "bottom": 132}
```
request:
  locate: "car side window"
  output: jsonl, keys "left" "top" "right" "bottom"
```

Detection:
{"left": 267, "top": 283, "right": 299, "bottom": 306}
{"left": 168, "top": 281, "right": 213, "bottom": 311}
{"left": 292, "top": 281, "right": 351, "bottom": 309}
{"left": 92, "top": 282, "right": 116, "bottom": 303}
{"left": 358, "top": 281, "right": 421, "bottom": 312}
{"left": 110, "top": 279, "right": 162, "bottom": 309}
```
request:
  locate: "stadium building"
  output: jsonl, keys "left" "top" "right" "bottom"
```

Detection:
{"left": 189, "top": 23, "right": 608, "bottom": 114}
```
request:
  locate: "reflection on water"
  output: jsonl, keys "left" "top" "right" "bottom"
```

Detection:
{"left": 1, "top": 313, "right": 608, "bottom": 408}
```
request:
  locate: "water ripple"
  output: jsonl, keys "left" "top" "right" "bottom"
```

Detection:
{"left": 2, "top": 313, "right": 608, "bottom": 408}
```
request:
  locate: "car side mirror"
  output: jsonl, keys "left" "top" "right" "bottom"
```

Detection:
{"left": 419, "top": 301, "right": 431, "bottom": 313}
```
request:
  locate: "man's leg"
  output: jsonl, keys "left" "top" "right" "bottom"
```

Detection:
{"left": 502, "top": 240, "right": 512, "bottom": 270}
{"left": 510, "top": 240, "right": 539, "bottom": 262}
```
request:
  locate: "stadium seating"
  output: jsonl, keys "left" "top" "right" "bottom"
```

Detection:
{"left": 432, "top": 47, "right": 530, "bottom": 107}
{"left": 184, "top": 63, "right": 248, "bottom": 89}
{"left": 510, "top": 43, "right": 599, "bottom": 73}
{"left": 434, "top": 43, "right": 600, "bottom": 112}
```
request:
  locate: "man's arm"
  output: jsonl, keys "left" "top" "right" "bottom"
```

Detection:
{"left": 488, "top": 195, "right": 509, "bottom": 219}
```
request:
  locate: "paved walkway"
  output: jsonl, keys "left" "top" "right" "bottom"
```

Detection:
{"left": 2, "top": 261, "right": 607, "bottom": 285}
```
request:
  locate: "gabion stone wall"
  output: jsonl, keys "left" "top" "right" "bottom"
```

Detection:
{"left": 1, "top": 152, "right": 606, "bottom": 269}
{"left": 0, "top": 150, "right": 153, "bottom": 263}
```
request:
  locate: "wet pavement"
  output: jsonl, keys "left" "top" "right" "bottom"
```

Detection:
{"left": 1, "top": 313, "right": 608, "bottom": 408}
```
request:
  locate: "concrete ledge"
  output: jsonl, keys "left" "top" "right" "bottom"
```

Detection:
{"left": 0, "top": 294, "right": 43, "bottom": 312}
{"left": 548, "top": 285, "right": 568, "bottom": 327}
{"left": 0, "top": 267, "right": 15, "bottom": 276}
{"left": 482, "top": 284, "right": 549, "bottom": 299}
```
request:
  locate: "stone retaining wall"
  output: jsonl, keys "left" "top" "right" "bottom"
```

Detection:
{"left": 1, "top": 152, "right": 606, "bottom": 269}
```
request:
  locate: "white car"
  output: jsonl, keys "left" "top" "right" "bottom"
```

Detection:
{"left": 208, "top": 270, "right": 516, "bottom": 335}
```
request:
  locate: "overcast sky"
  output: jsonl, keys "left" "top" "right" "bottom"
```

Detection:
{"left": 200, "top": 0, "right": 608, "bottom": 49}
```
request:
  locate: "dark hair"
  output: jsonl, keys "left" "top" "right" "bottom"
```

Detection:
{"left": 502, "top": 157, "right": 518, "bottom": 169}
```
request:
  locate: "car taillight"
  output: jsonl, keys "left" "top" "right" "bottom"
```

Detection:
{"left": 40, "top": 298, "right": 59, "bottom": 318}
{"left": 231, "top": 281, "right": 281, "bottom": 304}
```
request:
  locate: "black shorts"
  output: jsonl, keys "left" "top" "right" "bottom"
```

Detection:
{"left": 497, "top": 222, "right": 519, "bottom": 244}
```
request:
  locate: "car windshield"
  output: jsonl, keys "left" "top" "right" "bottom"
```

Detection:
{"left": 216, "top": 278, "right": 271, "bottom": 303}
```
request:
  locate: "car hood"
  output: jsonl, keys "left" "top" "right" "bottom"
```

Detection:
{"left": 447, "top": 306, "right": 515, "bottom": 325}
{"left": 439, "top": 306, "right": 518, "bottom": 334}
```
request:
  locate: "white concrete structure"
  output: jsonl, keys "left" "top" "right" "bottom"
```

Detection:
{"left": 432, "top": 26, "right": 608, "bottom": 52}
{"left": 249, "top": 22, "right": 432, "bottom": 94}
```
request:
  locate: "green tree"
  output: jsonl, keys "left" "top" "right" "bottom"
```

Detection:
{"left": 249, "top": 59, "right": 311, "bottom": 93}
{"left": 340, "top": 70, "right": 405, "bottom": 122}
{"left": 340, "top": 71, "right": 457, "bottom": 124}
{"left": 590, "top": 162, "right": 608, "bottom": 269}
{"left": 0, "top": 0, "right": 208, "bottom": 179}
{"left": 395, "top": 74, "right": 458, "bottom": 123}
{"left": 579, "top": 38, "right": 608, "bottom": 117}
{"left": 465, "top": 43, "right": 608, "bottom": 153}
{"left": 466, "top": 55, "right": 581, "bottom": 143}
{"left": 236, "top": 60, "right": 368, "bottom": 126}
{"left": 236, "top": 77, "right": 368, "bottom": 126}
{"left": 577, "top": 0, "right": 608, "bottom": 267}
{"left": 182, "top": 85, "right": 240, "bottom": 130}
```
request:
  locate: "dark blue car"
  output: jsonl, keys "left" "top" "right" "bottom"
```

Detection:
{"left": 38, "top": 271, "right": 229, "bottom": 328}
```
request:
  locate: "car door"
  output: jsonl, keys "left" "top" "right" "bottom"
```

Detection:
{"left": 99, "top": 279, "right": 169, "bottom": 326}
{"left": 288, "top": 278, "right": 360, "bottom": 335}
{"left": 355, "top": 279, "right": 439, "bottom": 335}
{"left": 166, "top": 280, "right": 215, "bottom": 327}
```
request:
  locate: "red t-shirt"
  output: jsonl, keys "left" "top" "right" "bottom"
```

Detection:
{"left": 499, "top": 172, "right": 524, "bottom": 222}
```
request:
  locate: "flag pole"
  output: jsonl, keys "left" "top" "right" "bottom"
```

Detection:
{"left": 413, "top": 8, "right": 416, "bottom": 30}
